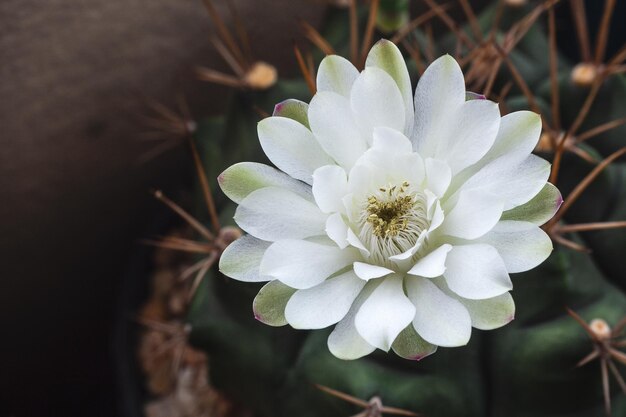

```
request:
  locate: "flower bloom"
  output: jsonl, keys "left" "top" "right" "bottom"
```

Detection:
{"left": 218, "top": 40, "right": 561, "bottom": 360}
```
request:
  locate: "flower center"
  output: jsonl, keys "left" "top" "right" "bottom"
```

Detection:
{"left": 358, "top": 181, "right": 429, "bottom": 265}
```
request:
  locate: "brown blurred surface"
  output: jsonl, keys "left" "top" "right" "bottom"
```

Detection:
{"left": 0, "top": 0, "right": 323, "bottom": 415}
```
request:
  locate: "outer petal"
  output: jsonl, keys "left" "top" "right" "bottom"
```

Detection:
{"left": 252, "top": 280, "right": 296, "bottom": 326}
{"left": 453, "top": 154, "right": 551, "bottom": 210}
{"left": 260, "top": 239, "right": 358, "bottom": 289}
{"left": 258, "top": 116, "right": 334, "bottom": 184}
{"left": 436, "top": 277, "right": 515, "bottom": 330}
{"left": 355, "top": 275, "right": 416, "bottom": 351}
{"left": 407, "top": 244, "right": 452, "bottom": 278}
{"left": 478, "top": 220, "right": 553, "bottom": 273}
{"left": 285, "top": 270, "right": 365, "bottom": 329}
{"left": 309, "top": 91, "right": 368, "bottom": 169}
{"left": 406, "top": 276, "right": 472, "bottom": 347}
{"left": 391, "top": 325, "right": 437, "bottom": 361}
{"left": 234, "top": 187, "right": 326, "bottom": 241}
{"left": 219, "top": 235, "right": 271, "bottom": 282}
{"left": 350, "top": 67, "right": 406, "bottom": 144}
{"left": 439, "top": 189, "right": 504, "bottom": 240}
{"left": 317, "top": 55, "right": 359, "bottom": 97}
{"left": 459, "top": 292, "right": 515, "bottom": 330}
{"left": 412, "top": 55, "right": 466, "bottom": 155}
{"left": 501, "top": 183, "right": 562, "bottom": 225}
{"left": 443, "top": 244, "right": 512, "bottom": 300}
{"left": 365, "top": 39, "right": 414, "bottom": 135}
{"left": 218, "top": 162, "right": 312, "bottom": 204}
{"left": 273, "top": 99, "right": 310, "bottom": 128}
{"left": 327, "top": 281, "right": 378, "bottom": 360}
{"left": 312, "top": 165, "right": 348, "bottom": 213}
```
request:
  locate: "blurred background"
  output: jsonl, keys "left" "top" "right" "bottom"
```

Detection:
{"left": 1, "top": 0, "right": 624, "bottom": 416}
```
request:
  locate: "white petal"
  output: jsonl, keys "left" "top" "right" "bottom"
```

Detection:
{"left": 425, "top": 158, "right": 452, "bottom": 198}
{"left": 219, "top": 235, "right": 271, "bottom": 282}
{"left": 258, "top": 116, "right": 334, "bottom": 184}
{"left": 309, "top": 91, "right": 368, "bottom": 169}
{"left": 371, "top": 127, "right": 413, "bottom": 153}
{"left": 391, "top": 325, "right": 437, "bottom": 361}
{"left": 285, "top": 270, "right": 366, "bottom": 329}
{"left": 218, "top": 162, "right": 312, "bottom": 204}
{"left": 443, "top": 244, "right": 512, "bottom": 300}
{"left": 412, "top": 55, "right": 466, "bottom": 155}
{"left": 435, "top": 277, "right": 515, "bottom": 330}
{"left": 273, "top": 99, "right": 310, "bottom": 128}
{"left": 355, "top": 275, "right": 416, "bottom": 351}
{"left": 439, "top": 189, "right": 503, "bottom": 240}
{"left": 453, "top": 154, "right": 551, "bottom": 210}
{"left": 312, "top": 165, "right": 348, "bottom": 213}
{"left": 459, "top": 292, "right": 515, "bottom": 330}
{"left": 234, "top": 187, "right": 327, "bottom": 241}
{"left": 325, "top": 212, "right": 349, "bottom": 248}
{"left": 353, "top": 262, "right": 395, "bottom": 280}
{"left": 406, "top": 276, "right": 472, "bottom": 347}
{"left": 327, "top": 282, "right": 378, "bottom": 360}
{"left": 260, "top": 239, "right": 358, "bottom": 289}
{"left": 317, "top": 55, "right": 359, "bottom": 97}
{"left": 478, "top": 220, "right": 553, "bottom": 273}
{"left": 407, "top": 244, "right": 452, "bottom": 278}
{"left": 252, "top": 280, "right": 296, "bottom": 326}
{"left": 501, "top": 182, "right": 562, "bottom": 225}
{"left": 350, "top": 67, "right": 406, "bottom": 144}
{"left": 365, "top": 39, "right": 414, "bottom": 135}
{"left": 434, "top": 99, "right": 501, "bottom": 175}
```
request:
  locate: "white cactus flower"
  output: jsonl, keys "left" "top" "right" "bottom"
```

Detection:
{"left": 218, "top": 40, "right": 562, "bottom": 360}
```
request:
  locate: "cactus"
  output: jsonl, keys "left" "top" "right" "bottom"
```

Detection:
{"left": 147, "top": 1, "right": 626, "bottom": 416}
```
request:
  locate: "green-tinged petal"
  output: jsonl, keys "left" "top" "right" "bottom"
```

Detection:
{"left": 461, "top": 292, "right": 515, "bottom": 331}
{"left": 365, "top": 39, "right": 414, "bottom": 135}
{"left": 252, "top": 280, "right": 296, "bottom": 326}
{"left": 285, "top": 270, "right": 365, "bottom": 329}
{"left": 258, "top": 116, "right": 334, "bottom": 184}
{"left": 234, "top": 186, "right": 326, "bottom": 241}
{"left": 478, "top": 221, "right": 553, "bottom": 273}
{"left": 316, "top": 55, "right": 359, "bottom": 98}
{"left": 435, "top": 277, "right": 515, "bottom": 330}
{"left": 481, "top": 110, "right": 542, "bottom": 167}
{"left": 391, "top": 324, "right": 437, "bottom": 361}
{"left": 260, "top": 239, "right": 359, "bottom": 290}
{"left": 407, "top": 276, "right": 472, "bottom": 347}
{"left": 501, "top": 182, "right": 562, "bottom": 225}
{"left": 218, "top": 162, "right": 312, "bottom": 204}
{"left": 273, "top": 99, "right": 310, "bottom": 128}
{"left": 219, "top": 235, "right": 271, "bottom": 282}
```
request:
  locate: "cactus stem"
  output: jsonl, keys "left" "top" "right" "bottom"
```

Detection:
{"left": 315, "top": 384, "right": 423, "bottom": 416}
{"left": 423, "top": 0, "right": 474, "bottom": 50}
{"left": 458, "top": 0, "right": 483, "bottom": 42}
{"left": 554, "top": 222, "right": 626, "bottom": 234}
{"left": 576, "top": 117, "right": 626, "bottom": 144}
